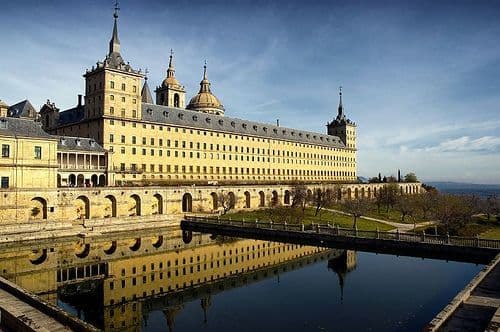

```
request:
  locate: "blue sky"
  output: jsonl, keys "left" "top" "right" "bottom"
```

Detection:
{"left": 1, "top": 0, "right": 499, "bottom": 184}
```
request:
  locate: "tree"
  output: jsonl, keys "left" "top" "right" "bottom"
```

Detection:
{"left": 217, "top": 192, "right": 237, "bottom": 215}
{"left": 341, "top": 198, "right": 370, "bottom": 228}
{"left": 368, "top": 177, "right": 380, "bottom": 183}
{"left": 395, "top": 195, "right": 416, "bottom": 222}
{"left": 312, "top": 187, "right": 338, "bottom": 217}
{"left": 433, "top": 194, "right": 474, "bottom": 234}
{"left": 379, "top": 183, "right": 399, "bottom": 212}
{"left": 414, "top": 191, "right": 438, "bottom": 219}
{"left": 485, "top": 194, "right": 500, "bottom": 221}
{"left": 404, "top": 172, "right": 418, "bottom": 183}
{"left": 386, "top": 175, "right": 398, "bottom": 183}
{"left": 290, "top": 183, "right": 309, "bottom": 223}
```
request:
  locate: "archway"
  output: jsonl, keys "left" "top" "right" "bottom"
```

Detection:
{"left": 271, "top": 190, "right": 279, "bottom": 206}
{"left": 210, "top": 192, "right": 218, "bottom": 210}
{"left": 367, "top": 188, "right": 371, "bottom": 199}
{"left": 129, "top": 194, "right": 141, "bottom": 216}
{"left": 30, "top": 197, "right": 48, "bottom": 220}
{"left": 57, "top": 174, "right": 61, "bottom": 187}
{"left": 259, "top": 191, "right": 265, "bottom": 207}
{"left": 284, "top": 190, "right": 291, "bottom": 205}
{"left": 75, "top": 195, "right": 90, "bottom": 219}
{"left": 244, "top": 191, "right": 251, "bottom": 208}
{"left": 361, "top": 188, "right": 365, "bottom": 198}
{"left": 227, "top": 192, "right": 236, "bottom": 209}
{"left": 374, "top": 187, "right": 377, "bottom": 197}
{"left": 347, "top": 188, "right": 352, "bottom": 200}
{"left": 153, "top": 193, "right": 163, "bottom": 214}
{"left": 338, "top": 188, "right": 342, "bottom": 201}
{"left": 91, "top": 174, "right": 98, "bottom": 187}
{"left": 354, "top": 188, "right": 359, "bottom": 199}
{"left": 104, "top": 195, "right": 117, "bottom": 218}
{"left": 98, "top": 174, "right": 106, "bottom": 187}
{"left": 68, "top": 174, "right": 76, "bottom": 187}
{"left": 77, "top": 174, "right": 85, "bottom": 187}
{"left": 182, "top": 193, "right": 193, "bottom": 213}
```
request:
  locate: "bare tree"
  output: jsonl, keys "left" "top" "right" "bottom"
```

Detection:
{"left": 395, "top": 195, "right": 416, "bottom": 222}
{"left": 433, "top": 194, "right": 474, "bottom": 234}
{"left": 485, "top": 194, "right": 500, "bottom": 221}
{"left": 313, "top": 187, "right": 338, "bottom": 217}
{"left": 290, "top": 183, "right": 309, "bottom": 222}
{"left": 341, "top": 197, "right": 370, "bottom": 228}
{"left": 379, "top": 183, "right": 399, "bottom": 212}
{"left": 217, "top": 192, "right": 237, "bottom": 215}
{"left": 414, "top": 191, "right": 438, "bottom": 219}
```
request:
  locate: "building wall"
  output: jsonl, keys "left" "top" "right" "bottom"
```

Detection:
{"left": 0, "top": 182, "right": 423, "bottom": 224}
{"left": 0, "top": 135, "right": 58, "bottom": 189}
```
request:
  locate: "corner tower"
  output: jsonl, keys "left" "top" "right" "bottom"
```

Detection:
{"left": 83, "top": 3, "right": 143, "bottom": 125}
{"left": 326, "top": 87, "right": 356, "bottom": 150}
{"left": 155, "top": 50, "right": 186, "bottom": 108}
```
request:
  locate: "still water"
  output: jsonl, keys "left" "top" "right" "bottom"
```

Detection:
{"left": 0, "top": 229, "right": 483, "bottom": 331}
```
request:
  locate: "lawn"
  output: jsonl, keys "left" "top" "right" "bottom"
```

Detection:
{"left": 226, "top": 207, "right": 394, "bottom": 231}
{"left": 409, "top": 217, "right": 500, "bottom": 240}
{"left": 330, "top": 202, "right": 430, "bottom": 225}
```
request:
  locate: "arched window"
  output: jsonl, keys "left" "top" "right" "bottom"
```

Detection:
{"left": 174, "top": 93, "right": 180, "bottom": 107}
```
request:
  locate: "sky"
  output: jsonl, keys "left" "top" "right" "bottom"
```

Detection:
{"left": 0, "top": 0, "right": 499, "bottom": 184}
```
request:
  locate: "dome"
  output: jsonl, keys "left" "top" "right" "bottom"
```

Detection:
{"left": 162, "top": 76, "right": 181, "bottom": 87}
{"left": 186, "top": 65, "right": 225, "bottom": 115}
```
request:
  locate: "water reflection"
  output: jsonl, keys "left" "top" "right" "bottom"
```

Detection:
{"left": 0, "top": 228, "right": 345, "bottom": 331}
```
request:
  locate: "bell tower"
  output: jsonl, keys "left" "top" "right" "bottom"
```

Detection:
{"left": 326, "top": 87, "right": 357, "bottom": 150}
{"left": 155, "top": 50, "right": 186, "bottom": 108}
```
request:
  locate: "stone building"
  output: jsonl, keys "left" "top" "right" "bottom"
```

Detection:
{"left": 39, "top": 7, "right": 357, "bottom": 186}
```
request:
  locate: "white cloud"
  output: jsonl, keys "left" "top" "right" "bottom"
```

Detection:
{"left": 419, "top": 136, "right": 500, "bottom": 152}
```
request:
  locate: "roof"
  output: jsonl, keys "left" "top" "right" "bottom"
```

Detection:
{"left": 141, "top": 80, "right": 154, "bottom": 104}
{"left": 57, "top": 136, "right": 106, "bottom": 152}
{"left": 0, "top": 117, "right": 55, "bottom": 139}
{"left": 7, "top": 100, "right": 37, "bottom": 119}
{"left": 57, "top": 105, "right": 85, "bottom": 126}
{"left": 141, "top": 103, "right": 346, "bottom": 148}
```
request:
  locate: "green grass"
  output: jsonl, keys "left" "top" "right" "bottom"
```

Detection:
{"left": 226, "top": 207, "right": 394, "bottom": 231}
{"left": 330, "top": 202, "right": 430, "bottom": 224}
{"left": 480, "top": 227, "right": 500, "bottom": 240}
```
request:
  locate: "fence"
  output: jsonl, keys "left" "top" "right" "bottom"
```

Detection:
{"left": 184, "top": 216, "right": 500, "bottom": 250}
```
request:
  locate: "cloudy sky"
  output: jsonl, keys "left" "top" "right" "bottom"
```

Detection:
{"left": 1, "top": 0, "right": 499, "bottom": 184}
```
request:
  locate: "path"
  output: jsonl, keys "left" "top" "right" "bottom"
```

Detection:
{"left": 325, "top": 208, "right": 435, "bottom": 232}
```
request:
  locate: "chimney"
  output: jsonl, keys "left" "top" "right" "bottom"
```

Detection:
{"left": 78, "top": 94, "right": 82, "bottom": 107}
{"left": 276, "top": 119, "right": 280, "bottom": 127}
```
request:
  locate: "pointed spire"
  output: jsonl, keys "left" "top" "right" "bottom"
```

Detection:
{"left": 336, "top": 86, "right": 346, "bottom": 121}
{"left": 109, "top": 0, "right": 121, "bottom": 54}
{"left": 199, "top": 61, "right": 211, "bottom": 93}
{"left": 167, "top": 49, "right": 175, "bottom": 78}
{"left": 141, "top": 68, "right": 154, "bottom": 104}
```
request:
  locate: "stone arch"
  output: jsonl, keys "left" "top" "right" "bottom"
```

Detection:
{"left": 152, "top": 236, "right": 164, "bottom": 249}
{"left": 182, "top": 193, "right": 193, "bottom": 213}
{"left": 129, "top": 194, "right": 141, "bottom": 216}
{"left": 374, "top": 187, "right": 378, "bottom": 197}
{"left": 361, "top": 188, "right": 365, "bottom": 198}
{"left": 75, "top": 243, "right": 91, "bottom": 258}
{"left": 77, "top": 174, "right": 85, "bottom": 187}
{"left": 153, "top": 193, "right": 163, "bottom": 215}
{"left": 228, "top": 192, "right": 236, "bottom": 209}
{"left": 98, "top": 174, "right": 106, "bottom": 187}
{"left": 30, "top": 197, "right": 48, "bottom": 220}
{"left": 104, "top": 195, "right": 117, "bottom": 218}
{"left": 130, "top": 238, "right": 141, "bottom": 251}
{"left": 347, "top": 188, "right": 352, "bottom": 200}
{"left": 57, "top": 174, "right": 61, "bottom": 187}
{"left": 103, "top": 241, "right": 117, "bottom": 255}
{"left": 174, "top": 93, "right": 180, "bottom": 107}
{"left": 271, "top": 190, "right": 279, "bottom": 206}
{"left": 284, "top": 190, "right": 291, "bottom": 205}
{"left": 210, "top": 192, "right": 218, "bottom": 210}
{"left": 400, "top": 186, "right": 404, "bottom": 195}
{"left": 29, "top": 249, "right": 47, "bottom": 265}
{"left": 354, "top": 188, "right": 359, "bottom": 199}
{"left": 259, "top": 191, "right": 265, "bottom": 207}
{"left": 68, "top": 174, "right": 76, "bottom": 187}
{"left": 367, "top": 187, "right": 371, "bottom": 199}
{"left": 91, "top": 174, "right": 98, "bottom": 187}
{"left": 244, "top": 191, "right": 251, "bottom": 208}
{"left": 338, "top": 188, "right": 342, "bottom": 200}
{"left": 75, "top": 195, "right": 90, "bottom": 219}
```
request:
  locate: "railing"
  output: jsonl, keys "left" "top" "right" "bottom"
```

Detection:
{"left": 183, "top": 216, "right": 500, "bottom": 250}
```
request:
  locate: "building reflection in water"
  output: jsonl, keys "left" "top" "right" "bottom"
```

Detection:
{"left": 0, "top": 228, "right": 357, "bottom": 331}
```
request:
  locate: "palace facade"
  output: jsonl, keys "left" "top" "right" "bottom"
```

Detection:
{"left": 36, "top": 8, "right": 357, "bottom": 187}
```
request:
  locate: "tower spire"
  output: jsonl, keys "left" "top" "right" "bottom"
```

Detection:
{"left": 167, "top": 49, "right": 175, "bottom": 78}
{"left": 203, "top": 60, "right": 207, "bottom": 80}
{"left": 199, "top": 61, "right": 211, "bottom": 93}
{"left": 109, "top": 0, "right": 121, "bottom": 54}
{"left": 336, "top": 86, "right": 345, "bottom": 121}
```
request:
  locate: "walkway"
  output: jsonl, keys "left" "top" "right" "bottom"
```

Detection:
{"left": 325, "top": 208, "right": 435, "bottom": 232}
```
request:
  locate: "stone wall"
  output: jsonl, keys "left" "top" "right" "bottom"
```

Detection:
{"left": 0, "top": 182, "right": 423, "bottom": 225}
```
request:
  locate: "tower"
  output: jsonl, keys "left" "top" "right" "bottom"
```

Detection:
{"left": 186, "top": 62, "right": 225, "bottom": 115}
{"left": 83, "top": 1, "right": 143, "bottom": 130}
{"left": 155, "top": 50, "right": 186, "bottom": 108}
{"left": 39, "top": 99, "right": 60, "bottom": 131}
{"left": 326, "top": 87, "right": 356, "bottom": 150}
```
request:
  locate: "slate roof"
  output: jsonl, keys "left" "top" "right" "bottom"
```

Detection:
{"left": 141, "top": 80, "right": 154, "bottom": 104}
{"left": 0, "top": 117, "right": 55, "bottom": 139}
{"left": 57, "top": 136, "right": 105, "bottom": 152}
{"left": 141, "top": 103, "right": 346, "bottom": 148}
{"left": 57, "top": 105, "right": 85, "bottom": 126}
{"left": 7, "top": 100, "right": 37, "bottom": 119}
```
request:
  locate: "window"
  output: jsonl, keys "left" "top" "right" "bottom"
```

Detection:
{"left": 132, "top": 136, "right": 136, "bottom": 144}
{"left": 121, "top": 135, "right": 125, "bottom": 143}
{"left": 110, "top": 81, "right": 115, "bottom": 89}
{"left": 110, "top": 95, "right": 114, "bottom": 101}
{"left": 109, "top": 134, "right": 114, "bottom": 143}
{"left": 132, "top": 110, "right": 137, "bottom": 118}
{"left": 34, "top": 146, "right": 42, "bottom": 159}
{"left": 121, "top": 83, "right": 126, "bottom": 91}
{"left": 109, "top": 107, "right": 114, "bottom": 115}
{"left": 1, "top": 144, "right": 9, "bottom": 158}
{"left": 133, "top": 85, "right": 137, "bottom": 93}
{"left": 1, "top": 177, "right": 8, "bottom": 188}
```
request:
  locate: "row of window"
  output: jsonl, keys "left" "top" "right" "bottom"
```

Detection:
{"left": 86, "top": 81, "right": 138, "bottom": 93}
{"left": 107, "top": 120, "right": 355, "bottom": 152}
{"left": 2, "top": 144, "right": 42, "bottom": 159}
{"left": 118, "top": 163, "right": 355, "bottom": 177}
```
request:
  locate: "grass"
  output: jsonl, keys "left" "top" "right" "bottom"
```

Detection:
{"left": 330, "top": 202, "right": 431, "bottom": 225}
{"left": 226, "top": 207, "right": 394, "bottom": 232}
{"left": 409, "top": 216, "right": 500, "bottom": 240}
